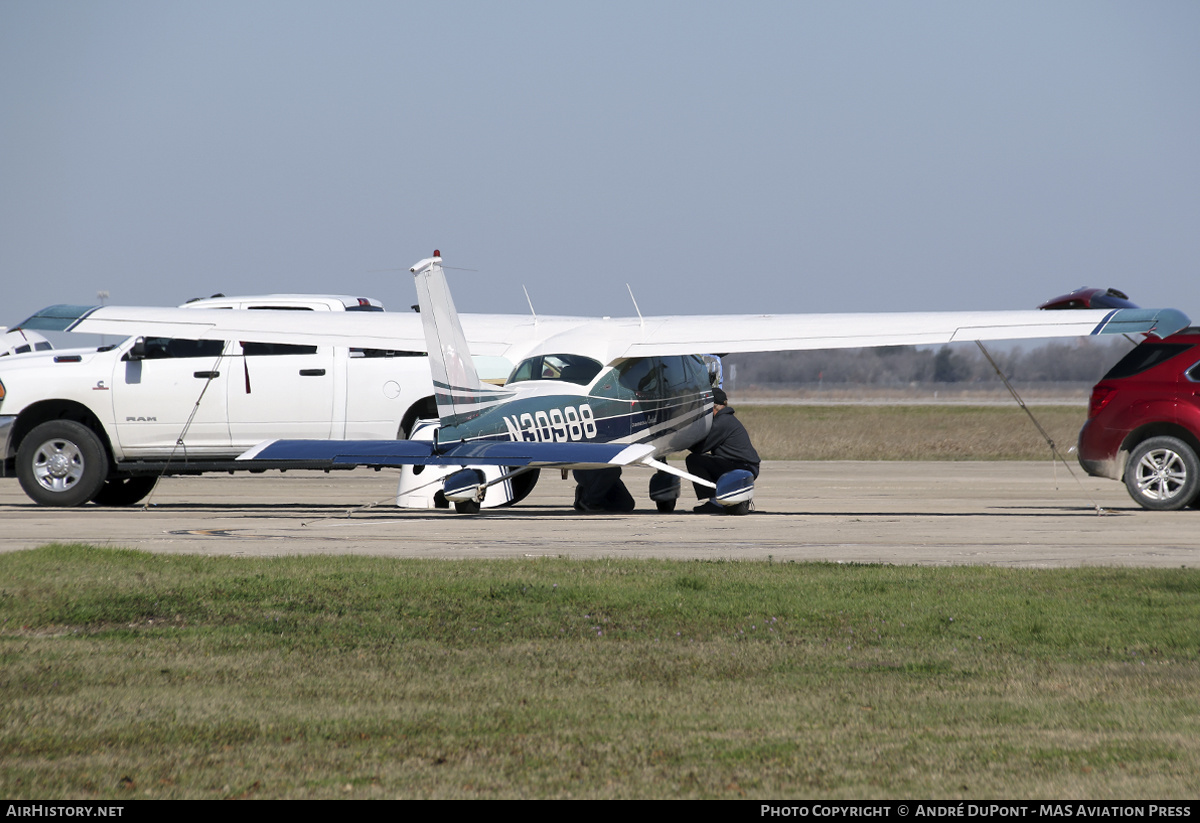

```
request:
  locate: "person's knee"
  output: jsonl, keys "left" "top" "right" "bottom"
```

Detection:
{"left": 608, "top": 481, "right": 636, "bottom": 512}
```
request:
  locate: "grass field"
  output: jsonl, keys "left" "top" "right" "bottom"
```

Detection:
{"left": 737, "top": 405, "right": 1085, "bottom": 461}
{"left": 3, "top": 545, "right": 1199, "bottom": 800}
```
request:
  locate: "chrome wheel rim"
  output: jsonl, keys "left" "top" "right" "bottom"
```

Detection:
{"left": 1133, "top": 448, "right": 1189, "bottom": 502}
{"left": 30, "top": 438, "right": 86, "bottom": 493}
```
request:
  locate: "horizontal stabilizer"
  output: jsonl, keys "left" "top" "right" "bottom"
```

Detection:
{"left": 240, "top": 438, "right": 656, "bottom": 469}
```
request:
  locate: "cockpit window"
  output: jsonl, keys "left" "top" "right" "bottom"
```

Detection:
{"left": 507, "top": 354, "right": 603, "bottom": 386}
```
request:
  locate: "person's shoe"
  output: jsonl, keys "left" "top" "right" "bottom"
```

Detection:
{"left": 692, "top": 501, "right": 726, "bottom": 514}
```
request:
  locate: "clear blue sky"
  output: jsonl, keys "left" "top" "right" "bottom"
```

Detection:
{"left": 3, "top": 1, "right": 1198, "bottom": 327}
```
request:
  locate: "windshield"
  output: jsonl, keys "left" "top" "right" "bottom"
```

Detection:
{"left": 507, "top": 354, "right": 604, "bottom": 386}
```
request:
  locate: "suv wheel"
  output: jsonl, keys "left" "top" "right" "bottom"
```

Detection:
{"left": 1124, "top": 436, "right": 1200, "bottom": 511}
{"left": 16, "top": 420, "right": 110, "bottom": 507}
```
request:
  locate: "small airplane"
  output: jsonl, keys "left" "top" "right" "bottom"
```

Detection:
{"left": 237, "top": 253, "right": 1189, "bottom": 514}
{"left": 19, "top": 253, "right": 1191, "bottom": 514}
{"left": 239, "top": 253, "right": 738, "bottom": 513}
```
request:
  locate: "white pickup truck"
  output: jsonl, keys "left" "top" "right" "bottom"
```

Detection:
{"left": 0, "top": 294, "right": 440, "bottom": 506}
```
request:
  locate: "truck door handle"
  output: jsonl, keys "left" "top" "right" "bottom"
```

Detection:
{"left": 193, "top": 371, "right": 220, "bottom": 378}
{"left": 299, "top": 369, "right": 326, "bottom": 377}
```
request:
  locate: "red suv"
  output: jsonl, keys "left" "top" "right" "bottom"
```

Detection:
{"left": 1078, "top": 329, "right": 1200, "bottom": 510}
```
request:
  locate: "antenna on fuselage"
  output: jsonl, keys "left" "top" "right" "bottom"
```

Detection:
{"left": 626, "top": 284, "right": 644, "bottom": 329}
{"left": 522, "top": 285, "right": 538, "bottom": 326}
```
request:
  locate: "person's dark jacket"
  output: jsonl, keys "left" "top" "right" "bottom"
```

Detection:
{"left": 689, "top": 407, "right": 760, "bottom": 469}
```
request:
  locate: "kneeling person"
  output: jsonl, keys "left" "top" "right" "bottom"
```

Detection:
{"left": 686, "top": 388, "right": 760, "bottom": 514}
{"left": 573, "top": 467, "right": 636, "bottom": 513}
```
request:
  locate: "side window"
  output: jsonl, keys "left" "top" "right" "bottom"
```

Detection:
{"left": 1103, "top": 344, "right": 1193, "bottom": 379}
{"left": 240, "top": 342, "right": 319, "bottom": 356}
{"left": 547, "top": 355, "right": 602, "bottom": 385}
{"left": 657, "top": 355, "right": 711, "bottom": 398}
{"left": 140, "top": 338, "right": 226, "bottom": 360}
{"left": 350, "top": 348, "right": 425, "bottom": 358}
{"left": 617, "top": 358, "right": 662, "bottom": 396}
{"left": 683, "top": 354, "right": 711, "bottom": 391}
{"left": 659, "top": 356, "right": 698, "bottom": 396}
{"left": 505, "top": 354, "right": 602, "bottom": 386}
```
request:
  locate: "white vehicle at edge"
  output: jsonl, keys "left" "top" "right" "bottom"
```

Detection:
{"left": 1, "top": 328, "right": 53, "bottom": 358}
{"left": 0, "top": 295, "right": 454, "bottom": 507}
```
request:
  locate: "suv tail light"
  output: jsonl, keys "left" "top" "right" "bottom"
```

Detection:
{"left": 1088, "top": 385, "right": 1117, "bottom": 419}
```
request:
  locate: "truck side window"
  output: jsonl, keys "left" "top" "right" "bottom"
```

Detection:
{"left": 240, "top": 342, "right": 319, "bottom": 356}
{"left": 140, "top": 338, "right": 226, "bottom": 359}
{"left": 350, "top": 348, "right": 426, "bottom": 358}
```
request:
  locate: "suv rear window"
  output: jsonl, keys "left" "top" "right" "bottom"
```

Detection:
{"left": 1102, "top": 343, "right": 1194, "bottom": 380}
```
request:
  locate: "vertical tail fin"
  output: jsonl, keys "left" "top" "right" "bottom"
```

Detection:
{"left": 410, "top": 252, "right": 512, "bottom": 431}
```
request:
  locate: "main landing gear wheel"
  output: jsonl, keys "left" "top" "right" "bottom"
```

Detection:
{"left": 454, "top": 500, "right": 481, "bottom": 514}
{"left": 495, "top": 468, "right": 540, "bottom": 508}
{"left": 16, "top": 420, "right": 110, "bottom": 507}
{"left": 1124, "top": 436, "right": 1200, "bottom": 511}
{"left": 649, "top": 471, "right": 681, "bottom": 514}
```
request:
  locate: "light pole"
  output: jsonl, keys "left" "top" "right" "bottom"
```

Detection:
{"left": 97, "top": 291, "right": 109, "bottom": 345}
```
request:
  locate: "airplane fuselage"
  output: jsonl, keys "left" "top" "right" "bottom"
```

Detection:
{"left": 435, "top": 353, "right": 715, "bottom": 458}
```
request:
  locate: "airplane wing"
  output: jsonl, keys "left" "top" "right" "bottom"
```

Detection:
{"left": 18, "top": 302, "right": 1189, "bottom": 363}
{"left": 15, "top": 304, "right": 590, "bottom": 359}
{"left": 523, "top": 307, "right": 1193, "bottom": 362}
{"left": 239, "top": 438, "right": 657, "bottom": 469}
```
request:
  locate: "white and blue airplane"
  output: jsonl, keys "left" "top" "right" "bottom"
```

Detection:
{"left": 227, "top": 253, "right": 1193, "bottom": 514}
{"left": 27, "top": 252, "right": 1192, "bottom": 514}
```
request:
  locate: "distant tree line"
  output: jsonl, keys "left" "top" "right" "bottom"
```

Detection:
{"left": 723, "top": 338, "right": 1135, "bottom": 388}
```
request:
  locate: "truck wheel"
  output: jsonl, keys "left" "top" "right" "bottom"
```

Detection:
{"left": 17, "top": 421, "right": 110, "bottom": 507}
{"left": 1124, "top": 436, "right": 1200, "bottom": 511}
{"left": 91, "top": 476, "right": 158, "bottom": 507}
